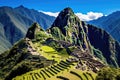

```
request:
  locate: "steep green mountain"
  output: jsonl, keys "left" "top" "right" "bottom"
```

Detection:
{"left": 87, "top": 24, "right": 120, "bottom": 67}
{"left": 0, "top": 7, "right": 120, "bottom": 80}
{"left": 0, "top": 23, "right": 55, "bottom": 80}
{"left": 0, "top": 23, "right": 104, "bottom": 80}
{"left": 48, "top": 7, "right": 120, "bottom": 67}
{"left": 0, "top": 6, "right": 55, "bottom": 53}
{"left": 48, "top": 7, "right": 91, "bottom": 52}
{"left": 88, "top": 11, "right": 120, "bottom": 42}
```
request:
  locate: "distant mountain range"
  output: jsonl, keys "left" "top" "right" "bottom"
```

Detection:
{"left": 0, "top": 5, "right": 55, "bottom": 53}
{"left": 88, "top": 11, "right": 120, "bottom": 42}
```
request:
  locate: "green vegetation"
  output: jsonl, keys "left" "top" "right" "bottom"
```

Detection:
{"left": 12, "top": 59, "right": 97, "bottom": 80}
{"left": 70, "top": 71, "right": 83, "bottom": 80}
{"left": 70, "top": 71, "right": 95, "bottom": 80}
{"left": 0, "top": 39, "right": 28, "bottom": 79}
{"left": 91, "top": 45, "right": 107, "bottom": 64}
{"left": 0, "top": 39, "right": 55, "bottom": 80}
{"left": 26, "top": 23, "right": 51, "bottom": 40}
{"left": 55, "top": 69, "right": 96, "bottom": 80}
{"left": 39, "top": 46, "right": 69, "bottom": 61}
{"left": 48, "top": 7, "right": 87, "bottom": 47}
{"left": 12, "top": 60, "right": 75, "bottom": 80}
{"left": 86, "top": 72, "right": 94, "bottom": 80}
{"left": 57, "top": 76, "right": 69, "bottom": 80}
{"left": 48, "top": 27, "right": 65, "bottom": 40}
{"left": 5, "top": 61, "right": 32, "bottom": 80}
{"left": 41, "top": 46, "right": 55, "bottom": 53}
{"left": 96, "top": 67, "right": 120, "bottom": 80}
{"left": 88, "top": 24, "right": 120, "bottom": 67}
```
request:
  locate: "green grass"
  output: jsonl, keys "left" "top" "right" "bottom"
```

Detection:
{"left": 12, "top": 40, "right": 96, "bottom": 80}
{"left": 12, "top": 60, "right": 73, "bottom": 80}
{"left": 12, "top": 60, "right": 96, "bottom": 80}
{"left": 41, "top": 46, "right": 56, "bottom": 52}
{"left": 34, "top": 45, "right": 72, "bottom": 62}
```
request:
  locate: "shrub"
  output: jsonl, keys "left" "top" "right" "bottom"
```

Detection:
{"left": 5, "top": 61, "right": 32, "bottom": 80}
{"left": 96, "top": 67, "right": 120, "bottom": 80}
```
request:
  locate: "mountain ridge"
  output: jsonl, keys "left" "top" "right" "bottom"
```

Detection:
{"left": 88, "top": 11, "right": 120, "bottom": 42}
{"left": 0, "top": 6, "right": 55, "bottom": 53}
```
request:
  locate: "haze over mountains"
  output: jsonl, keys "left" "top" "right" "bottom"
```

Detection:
{"left": 89, "top": 11, "right": 120, "bottom": 42}
{"left": 0, "top": 7, "right": 120, "bottom": 80}
{"left": 0, "top": 5, "right": 55, "bottom": 53}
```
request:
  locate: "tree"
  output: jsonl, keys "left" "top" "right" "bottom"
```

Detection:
{"left": 96, "top": 67, "right": 120, "bottom": 80}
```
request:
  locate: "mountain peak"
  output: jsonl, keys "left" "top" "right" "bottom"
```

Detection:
{"left": 52, "top": 7, "right": 79, "bottom": 29}
{"left": 26, "top": 23, "right": 43, "bottom": 39}
{"left": 61, "top": 7, "right": 74, "bottom": 15}
{"left": 58, "top": 7, "right": 74, "bottom": 18}
{"left": 18, "top": 5, "right": 25, "bottom": 8}
{"left": 15, "top": 5, "right": 27, "bottom": 10}
{"left": 0, "top": 6, "right": 13, "bottom": 12}
{"left": 50, "top": 7, "right": 89, "bottom": 50}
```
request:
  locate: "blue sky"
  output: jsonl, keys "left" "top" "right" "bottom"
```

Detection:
{"left": 0, "top": 0, "right": 120, "bottom": 21}
{"left": 0, "top": 0, "right": 120, "bottom": 14}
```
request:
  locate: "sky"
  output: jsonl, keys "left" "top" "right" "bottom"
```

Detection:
{"left": 0, "top": 0, "right": 120, "bottom": 21}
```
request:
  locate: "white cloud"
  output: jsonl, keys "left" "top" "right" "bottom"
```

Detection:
{"left": 40, "top": 11, "right": 103, "bottom": 21}
{"left": 76, "top": 12, "right": 103, "bottom": 21}
{"left": 40, "top": 11, "right": 59, "bottom": 17}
